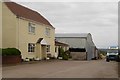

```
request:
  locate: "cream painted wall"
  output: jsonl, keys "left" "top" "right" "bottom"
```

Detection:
{"left": 2, "top": 3, "right": 55, "bottom": 59}
{"left": 0, "top": 3, "right": 1, "bottom": 48}
{"left": 0, "top": 2, "right": 2, "bottom": 80}
{"left": 2, "top": 3, "right": 17, "bottom": 48}
{"left": 17, "top": 18, "right": 55, "bottom": 59}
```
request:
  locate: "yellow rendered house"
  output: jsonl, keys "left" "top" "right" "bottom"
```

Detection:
{"left": 2, "top": 2, "right": 55, "bottom": 60}
{"left": 0, "top": 1, "right": 2, "bottom": 48}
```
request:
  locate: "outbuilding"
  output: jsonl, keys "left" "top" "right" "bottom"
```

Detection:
{"left": 55, "top": 33, "right": 98, "bottom": 60}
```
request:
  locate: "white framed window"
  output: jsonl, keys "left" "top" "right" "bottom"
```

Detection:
{"left": 45, "top": 28, "right": 50, "bottom": 36}
{"left": 28, "top": 23, "right": 35, "bottom": 34}
{"left": 46, "top": 45, "right": 50, "bottom": 52}
{"left": 28, "top": 43, "right": 35, "bottom": 52}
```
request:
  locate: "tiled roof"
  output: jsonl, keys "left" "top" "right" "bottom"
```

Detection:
{"left": 55, "top": 41, "right": 69, "bottom": 46}
{"left": 5, "top": 2, "right": 54, "bottom": 28}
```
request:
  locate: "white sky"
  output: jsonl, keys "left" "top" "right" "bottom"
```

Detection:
{"left": 9, "top": 0, "right": 118, "bottom": 48}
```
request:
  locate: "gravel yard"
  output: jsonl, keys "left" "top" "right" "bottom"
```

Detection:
{"left": 2, "top": 59, "right": 118, "bottom": 78}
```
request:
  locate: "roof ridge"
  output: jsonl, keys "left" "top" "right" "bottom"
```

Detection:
{"left": 4, "top": 1, "right": 54, "bottom": 28}
{"left": 55, "top": 33, "right": 90, "bottom": 34}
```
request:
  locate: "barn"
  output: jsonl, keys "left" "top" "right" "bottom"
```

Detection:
{"left": 55, "top": 33, "right": 98, "bottom": 60}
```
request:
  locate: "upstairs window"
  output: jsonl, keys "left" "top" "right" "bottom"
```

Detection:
{"left": 45, "top": 28, "right": 50, "bottom": 37}
{"left": 28, "top": 43, "right": 35, "bottom": 52}
{"left": 28, "top": 23, "right": 35, "bottom": 34}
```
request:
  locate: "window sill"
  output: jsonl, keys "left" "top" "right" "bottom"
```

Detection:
{"left": 45, "top": 35, "right": 51, "bottom": 38}
{"left": 47, "top": 52, "right": 51, "bottom": 54}
{"left": 28, "top": 32, "right": 35, "bottom": 35}
{"left": 28, "top": 52, "right": 35, "bottom": 54}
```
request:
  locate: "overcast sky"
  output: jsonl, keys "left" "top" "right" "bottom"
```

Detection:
{"left": 14, "top": 1, "right": 118, "bottom": 48}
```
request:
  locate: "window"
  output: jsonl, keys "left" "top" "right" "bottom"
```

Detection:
{"left": 45, "top": 28, "right": 50, "bottom": 36}
{"left": 28, "top": 23, "right": 35, "bottom": 34}
{"left": 46, "top": 45, "right": 50, "bottom": 52}
{"left": 28, "top": 43, "right": 35, "bottom": 52}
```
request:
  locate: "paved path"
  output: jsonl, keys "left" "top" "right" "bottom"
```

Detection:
{"left": 2, "top": 59, "right": 118, "bottom": 78}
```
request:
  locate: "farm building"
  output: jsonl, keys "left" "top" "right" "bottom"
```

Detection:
{"left": 55, "top": 33, "right": 98, "bottom": 60}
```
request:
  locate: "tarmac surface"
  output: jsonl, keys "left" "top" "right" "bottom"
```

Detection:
{"left": 2, "top": 59, "right": 119, "bottom": 78}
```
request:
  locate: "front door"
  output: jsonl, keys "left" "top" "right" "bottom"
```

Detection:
{"left": 41, "top": 45, "right": 47, "bottom": 59}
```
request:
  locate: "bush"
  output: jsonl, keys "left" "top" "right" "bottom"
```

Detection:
{"left": 62, "top": 53, "right": 69, "bottom": 60}
{"left": 58, "top": 47, "right": 64, "bottom": 57}
{"left": 2, "top": 48, "right": 21, "bottom": 56}
{"left": 58, "top": 47, "right": 69, "bottom": 60}
{"left": 64, "top": 50, "right": 72, "bottom": 58}
{"left": 0, "top": 48, "right": 2, "bottom": 56}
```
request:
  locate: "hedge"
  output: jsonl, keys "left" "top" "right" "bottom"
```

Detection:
{"left": 1, "top": 48, "right": 21, "bottom": 56}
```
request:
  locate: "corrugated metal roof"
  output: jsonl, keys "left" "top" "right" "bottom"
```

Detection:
{"left": 55, "top": 33, "right": 91, "bottom": 38}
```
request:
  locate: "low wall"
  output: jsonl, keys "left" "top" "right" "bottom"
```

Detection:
{"left": 2, "top": 55, "right": 22, "bottom": 64}
{"left": 70, "top": 52, "right": 87, "bottom": 60}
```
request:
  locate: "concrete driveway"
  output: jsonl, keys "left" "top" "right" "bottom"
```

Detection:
{"left": 2, "top": 59, "right": 118, "bottom": 78}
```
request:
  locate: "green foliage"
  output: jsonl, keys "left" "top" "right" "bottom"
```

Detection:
{"left": 64, "top": 50, "right": 71, "bottom": 59}
{"left": 0, "top": 48, "right": 2, "bottom": 56}
{"left": 2, "top": 48, "right": 21, "bottom": 56}
{"left": 58, "top": 47, "right": 69, "bottom": 60}
{"left": 58, "top": 47, "right": 64, "bottom": 57}
{"left": 62, "top": 52, "right": 69, "bottom": 60}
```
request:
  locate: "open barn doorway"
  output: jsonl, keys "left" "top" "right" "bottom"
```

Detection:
{"left": 69, "top": 48, "right": 87, "bottom": 60}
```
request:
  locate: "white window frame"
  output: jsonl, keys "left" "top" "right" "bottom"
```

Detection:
{"left": 28, "top": 22, "right": 35, "bottom": 34}
{"left": 45, "top": 28, "right": 50, "bottom": 37}
{"left": 28, "top": 43, "right": 35, "bottom": 53}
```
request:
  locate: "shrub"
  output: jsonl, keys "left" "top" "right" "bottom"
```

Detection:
{"left": 58, "top": 47, "right": 69, "bottom": 60}
{"left": 0, "top": 48, "right": 2, "bottom": 56}
{"left": 58, "top": 47, "right": 64, "bottom": 57}
{"left": 62, "top": 52, "right": 69, "bottom": 60}
{"left": 64, "top": 50, "right": 72, "bottom": 58}
{"left": 2, "top": 48, "right": 21, "bottom": 56}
